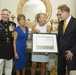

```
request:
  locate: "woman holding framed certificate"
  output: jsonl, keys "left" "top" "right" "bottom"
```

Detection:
{"left": 31, "top": 13, "right": 51, "bottom": 75}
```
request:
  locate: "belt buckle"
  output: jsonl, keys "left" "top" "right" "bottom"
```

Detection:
{"left": 6, "top": 38, "right": 10, "bottom": 42}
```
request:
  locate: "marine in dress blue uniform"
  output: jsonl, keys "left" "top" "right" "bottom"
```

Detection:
{"left": 0, "top": 20, "right": 16, "bottom": 75}
{"left": 0, "top": 20, "right": 16, "bottom": 59}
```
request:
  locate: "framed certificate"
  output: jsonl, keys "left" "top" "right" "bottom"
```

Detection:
{"left": 32, "top": 33, "right": 58, "bottom": 53}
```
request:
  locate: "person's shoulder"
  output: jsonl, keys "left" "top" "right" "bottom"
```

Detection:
{"left": 25, "top": 26, "right": 29, "bottom": 30}
{"left": 47, "top": 24, "right": 51, "bottom": 27}
{"left": 0, "top": 21, "right": 1, "bottom": 24}
{"left": 32, "top": 24, "right": 37, "bottom": 27}
{"left": 58, "top": 20, "right": 64, "bottom": 26}
{"left": 71, "top": 16, "right": 76, "bottom": 21}
{"left": 25, "top": 26, "right": 28, "bottom": 28}
{"left": 15, "top": 26, "right": 19, "bottom": 29}
{"left": 15, "top": 26, "right": 19, "bottom": 28}
{"left": 46, "top": 24, "right": 51, "bottom": 29}
{"left": 32, "top": 24, "right": 36, "bottom": 28}
{"left": 9, "top": 21, "right": 16, "bottom": 26}
{"left": 9, "top": 21, "right": 15, "bottom": 24}
{"left": 59, "top": 20, "right": 64, "bottom": 23}
{"left": 46, "top": 24, "right": 51, "bottom": 32}
{"left": 14, "top": 26, "right": 19, "bottom": 32}
{"left": 25, "top": 26, "right": 29, "bottom": 31}
{"left": 0, "top": 20, "right": 3, "bottom": 23}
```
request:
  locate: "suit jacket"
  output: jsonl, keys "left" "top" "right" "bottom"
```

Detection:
{"left": 58, "top": 16, "right": 76, "bottom": 55}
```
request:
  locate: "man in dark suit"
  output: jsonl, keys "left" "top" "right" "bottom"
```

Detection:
{"left": 57, "top": 4, "right": 76, "bottom": 75}
{"left": 0, "top": 9, "right": 16, "bottom": 75}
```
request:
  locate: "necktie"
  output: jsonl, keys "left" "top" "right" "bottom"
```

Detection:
{"left": 63, "top": 21, "right": 66, "bottom": 34}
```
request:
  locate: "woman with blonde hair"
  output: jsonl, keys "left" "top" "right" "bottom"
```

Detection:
{"left": 31, "top": 13, "right": 51, "bottom": 75}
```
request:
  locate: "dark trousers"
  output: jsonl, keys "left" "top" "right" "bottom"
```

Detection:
{"left": 57, "top": 51, "right": 76, "bottom": 75}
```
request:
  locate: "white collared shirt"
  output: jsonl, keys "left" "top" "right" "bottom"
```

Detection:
{"left": 65, "top": 15, "right": 71, "bottom": 27}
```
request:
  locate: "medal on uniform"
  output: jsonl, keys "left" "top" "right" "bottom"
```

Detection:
{"left": 6, "top": 32, "right": 8, "bottom": 35}
{"left": 6, "top": 37, "right": 10, "bottom": 42}
{"left": 0, "top": 28, "right": 2, "bottom": 30}
{"left": 5, "top": 24, "right": 7, "bottom": 26}
{"left": 5, "top": 28, "right": 8, "bottom": 32}
{"left": 9, "top": 23, "right": 15, "bottom": 31}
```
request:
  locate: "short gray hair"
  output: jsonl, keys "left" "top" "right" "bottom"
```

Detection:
{"left": 2, "top": 8, "right": 9, "bottom": 12}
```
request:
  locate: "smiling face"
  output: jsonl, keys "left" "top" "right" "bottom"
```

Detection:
{"left": 39, "top": 14, "right": 46, "bottom": 25}
{"left": 18, "top": 17, "right": 25, "bottom": 26}
{"left": 1, "top": 9, "right": 10, "bottom": 22}
{"left": 17, "top": 14, "right": 26, "bottom": 26}
{"left": 57, "top": 9, "right": 69, "bottom": 20}
{"left": 57, "top": 4, "right": 70, "bottom": 21}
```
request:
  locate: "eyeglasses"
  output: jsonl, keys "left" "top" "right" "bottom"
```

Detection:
{"left": 57, "top": 12, "right": 63, "bottom": 16}
{"left": 57, "top": 14, "right": 61, "bottom": 16}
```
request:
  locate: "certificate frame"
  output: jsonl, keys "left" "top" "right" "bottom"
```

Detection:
{"left": 32, "top": 33, "right": 58, "bottom": 53}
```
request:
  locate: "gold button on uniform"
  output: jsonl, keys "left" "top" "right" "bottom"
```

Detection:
{"left": 5, "top": 28, "right": 8, "bottom": 32}
{"left": 5, "top": 24, "right": 7, "bottom": 26}
{"left": 6, "top": 38, "right": 10, "bottom": 42}
{"left": 6, "top": 33, "right": 8, "bottom": 35}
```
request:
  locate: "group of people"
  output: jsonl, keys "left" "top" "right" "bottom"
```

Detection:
{"left": 0, "top": 4, "right": 76, "bottom": 75}
{"left": 0, "top": 9, "right": 29, "bottom": 75}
